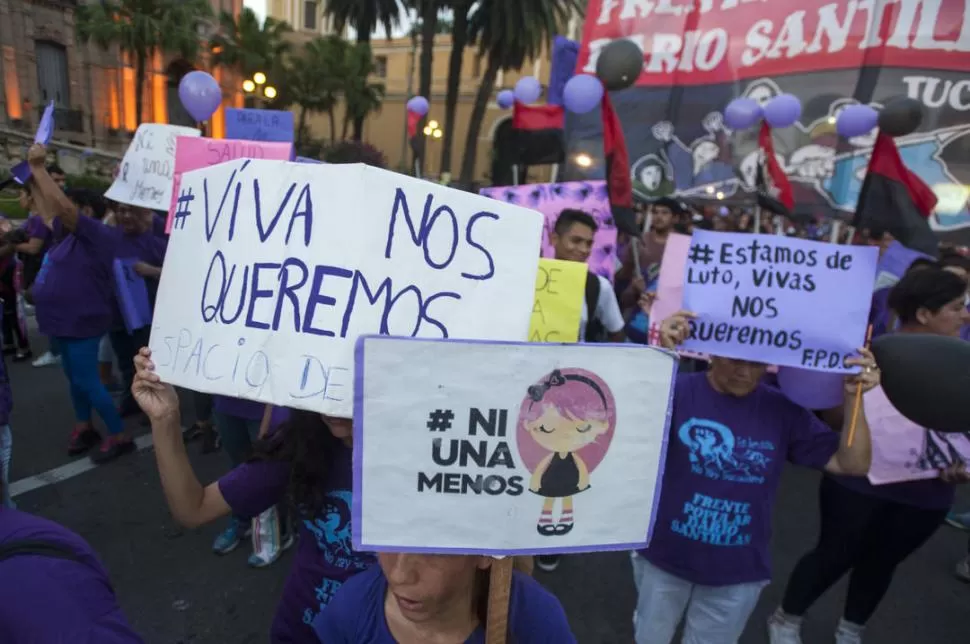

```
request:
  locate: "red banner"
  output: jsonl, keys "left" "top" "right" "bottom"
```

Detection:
{"left": 577, "top": 0, "right": 970, "bottom": 87}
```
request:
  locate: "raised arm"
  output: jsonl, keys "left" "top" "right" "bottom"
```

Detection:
{"left": 26, "top": 144, "right": 78, "bottom": 230}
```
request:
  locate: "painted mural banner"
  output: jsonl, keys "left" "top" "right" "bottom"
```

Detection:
{"left": 569, "top": 0, "right": 970, "bottom": 245}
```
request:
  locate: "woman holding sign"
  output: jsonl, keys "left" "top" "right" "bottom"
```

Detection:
{"left": 630, "top": 311, "right": 879, "bottom": 644}
{"left": 131, "top": 347, "right": 373, "bottom": 644}
{"left": 770, "top": 267, "right": 970, "bottom": 644}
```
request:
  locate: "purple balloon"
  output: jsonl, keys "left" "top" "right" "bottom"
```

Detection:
{"left": 836, "top": 104, "right": 879, "bottom": 138}
{"left": 407, "top": 96, "right": 429, "bottom": 116}
{"left": 723, "top": 97, "right": 763, "bottom": 130}
{"left": 763, "top": 93, "right": 803, "bottom": 128}
{"left": 496, "top": 90, "right": 515, "bottom": 110}
{"left": 514, "top": 76, "right": 542, "bottom": 105}
{"left": 563, "top": 74, "right": 604, "bottom": 114}
{"left": 776, "top": 367, "right": 845, "bottom": 410}
{"left": 178, "top": 71, "right": 222, "bottom": 122}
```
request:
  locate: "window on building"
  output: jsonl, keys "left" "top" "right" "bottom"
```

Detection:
{"left": 35, "top": 41, "right": 70, "bottom": 107}
{"left": 303, "top": 0, "right": 318, "bottom": 31}
{"left": 375, "top": 56, "right": 388, "bottom": 78}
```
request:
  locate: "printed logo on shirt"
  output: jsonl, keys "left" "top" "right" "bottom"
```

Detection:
{"left": 302, "top": 578, "right": 344, "bottom": 626}
{"left": 302, "top": 490, "right": 370, "bottom": 571}
{"left": 670, "top": 492, "right": 753, "bottom": 546}
{"left": 677, "top": 418, "right": 773, "bottom": 485}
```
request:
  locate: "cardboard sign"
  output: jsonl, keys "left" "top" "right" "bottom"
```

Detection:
{"left": 529, "top": 258, "right": 585, "bottom": 343}
{"left": 12, "top": 101, "right": 56, "bottom": 184}
{"left": 866, "top": 386, "right": 970, "bottom": 485}
{"left": 353, "top": 336, "right": 676, "bottom": 555}
{"left": 149, "top": 160, "right": 545, "bottom": 418}
{"left": 165, "top": 136, "right": 293, "bottom": 232}
{"left": 480, "top": 181, "right": 617, "bottom": 282}
{"left": 113, "top": 258, "right": 152, "bottom": 333}
{"left": 295, "top": 156, "right": 324, "bottom": 164}
{"left": 225, "top": 107, "right": 295, "bottom": 143}
{"left": 682, "top": 231, "right": 878, "bottom": 372}
{"left": 105, "top": 124, "right": 200, "bottom": 211}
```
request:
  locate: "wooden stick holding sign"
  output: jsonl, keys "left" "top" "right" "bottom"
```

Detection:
{"left": 847, "top": 324, "right": 874, "bottom": 448}
{"left": 485, "top": 558, "right": 514, "bottom": 644}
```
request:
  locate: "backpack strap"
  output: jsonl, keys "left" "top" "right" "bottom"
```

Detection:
{"left": 584, "top": 271, "right": 604, "bottom": 342}
{"left": 0, "top": 539, "right": 83, "bottom": 564}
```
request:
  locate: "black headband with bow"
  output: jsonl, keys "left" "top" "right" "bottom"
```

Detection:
{"left": 527, "top": 369, "right": 608, "bottom": 408}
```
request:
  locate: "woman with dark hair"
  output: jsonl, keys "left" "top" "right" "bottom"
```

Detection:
{"left": 769, "top": 266, "right": 970, "bottom": 644}
{"left": 314, "top": 553, "right": 573, "bottom": 643}
{"left": 132, "top": 347, "right": 374, "bottom": 643}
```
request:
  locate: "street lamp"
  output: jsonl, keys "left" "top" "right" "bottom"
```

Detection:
{"left": 423, "top": 118, "right": 442, "bottom": 139}
{"left": 242, "top": 71, "right": 277, "bottom": 106}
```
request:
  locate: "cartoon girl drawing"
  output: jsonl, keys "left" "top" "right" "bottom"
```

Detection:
{"left": 516, "top": 368, "right": 617, "bottom": 536}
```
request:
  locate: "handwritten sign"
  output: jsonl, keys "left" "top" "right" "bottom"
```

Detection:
{"left": 682, "top": 231, "right": 878, "bottom": 372}
{"left": 225, "top": 107, "right": 295, "bottom": 143}
{"left": 647, "top": 234, "right": 708, "bottom": 361}
{"left": 480, "top": 181, "right": 617, "bottom": 281}
{"left": 866, "top": 386, "right": 970, "bottom": 485}
{"left": 113, "top": 258, "right": 152, "bottom": 333}
{"left": 165, "top": 136, "right": 293, "bottom": 232}
{"left": 874, "top": 241, "right": 932, "bottom": 291}
{"left": 529, "top": 259, "right": 585, "bottom": 343}
{"left": 149, "top": 160, "right": 544, "bottom": 418}
{"left": 105, "top": 124, "right": 200, "bottom": 211}
{"left": 353, "top": 336, "right": 676, "bottom": 554}
{"left": 295, "top": 156, "right": 324, "bottom": 164}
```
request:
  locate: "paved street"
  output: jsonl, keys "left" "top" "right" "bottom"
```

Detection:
{"left": 6, "top": 330, "right": 970, "bottom": 644}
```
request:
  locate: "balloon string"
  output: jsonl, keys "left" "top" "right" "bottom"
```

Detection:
{"left": 847, "top": 325, "right": 874, "bottom": 448}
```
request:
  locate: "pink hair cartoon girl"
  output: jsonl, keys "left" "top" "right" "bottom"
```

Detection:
{"left": 516, "top": 368, "right": 617, "bottom": 536}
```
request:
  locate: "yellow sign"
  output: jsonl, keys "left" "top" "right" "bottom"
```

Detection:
{"left": 529, "top": 258, "right": 586, "bottom": 343}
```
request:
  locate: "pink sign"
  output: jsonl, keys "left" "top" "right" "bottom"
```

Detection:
{"left": 165, "top": 136, "right": 293, "bottom": 232}
{"left": 866, "top": 386, "right": 970, "bottom": 485}
{"left": 647, "top": 234, "right": 708, "bottom": 360}
{"left": 480, "top": 181, "right": 616, "bottom": 281}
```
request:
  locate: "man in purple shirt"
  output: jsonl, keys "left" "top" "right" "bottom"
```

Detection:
{"left": 630, "top": 311, "right": 878, "bottom": 644}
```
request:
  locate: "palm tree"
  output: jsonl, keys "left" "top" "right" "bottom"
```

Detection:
{"left": 458, "top": 0, "right": 578, "bottom": 185}
{"left": 277, "top": 37, "right": 345, "bottom": 145}
{"left": 76, "top": 0, "right": 213, "bottom": 126}
{"left": 341, "top": 43, "right": 386, "bottom": 139}
{"left": 325, "top": 0, "right": 403, "bottom": 139}
{"left": 439, "top": 0, "right": 472, "bottom": 177}
{"left": 209, "top": 7, "right": 291, "bottom": 81}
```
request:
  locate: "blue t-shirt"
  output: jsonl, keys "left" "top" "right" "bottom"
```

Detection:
{"left": 312, "top": 565, "right": 576, "bottom": 643}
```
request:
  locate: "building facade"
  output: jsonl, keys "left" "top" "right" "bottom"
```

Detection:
{"left": 0, "top": 0, "right": 244, "bottom": 159}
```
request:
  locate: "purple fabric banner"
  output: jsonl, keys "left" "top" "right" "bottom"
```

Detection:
{"left": 480, "top": 181, "right": 616, "bottom": 281}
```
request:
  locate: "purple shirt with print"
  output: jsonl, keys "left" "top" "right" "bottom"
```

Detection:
{"left": 639, "top": 372, "right": 841, "bottom": 586}
{"left": 0, "top": 509, "right": 143, "bottom": 643}
{"left": 313, "top": 565, "right": 576, "bottom": 644}
{"left": 218, "top": 444, "right": 374, "bottom": 643}
{"left": 31, "top": 215, "right": 119, "bottom": 338}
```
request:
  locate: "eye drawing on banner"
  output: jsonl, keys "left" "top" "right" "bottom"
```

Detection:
{"left": 517, "top": 368, "right": 617, "bottom": 537}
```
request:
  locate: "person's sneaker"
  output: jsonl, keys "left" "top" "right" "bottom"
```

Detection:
{"left": 535, "top": 555, "right": 561, "bottom": 572}
{"left": 835, "top": 619, "right": 864, "bottom": 644}
{"left": 13, "top": 350, "right": 33, "bottom": 363}
{"left": 248, "top": 532, "right": 295, "bottom": 568}
{"left": 90, "top": 436, "right": 136, "bottom": 464}
{"left": 212, "top": 520, "right": 251, "bottom": 555}
{"left": 767, "top": 609, "right": 803, "bottom": 644}
{"left": 67, "top": 426, "right": 101, "bottom": 456}
{"left": 955, "top": 557, "right": 970, "bottom": 582}
{"left": 32, "top": 350, "right": 61, "bottom": 367}
{"left": 945, "top": 511, "right": 970, "bottom": 531}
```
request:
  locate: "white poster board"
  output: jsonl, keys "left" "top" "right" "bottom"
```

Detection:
{"left": 105, "top": 123, "right": 201, "bottom": 210}
{"left": 149, "top": 160, "right": 544, "bottom": 417}
{"left": 353, "top": 336, "right": 676, "bottom": 555}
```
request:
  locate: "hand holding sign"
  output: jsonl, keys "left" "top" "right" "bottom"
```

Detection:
{"left": 26, "top": 143, "right": 47, "bottom": 168}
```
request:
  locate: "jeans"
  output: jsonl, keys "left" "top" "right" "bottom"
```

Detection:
{"left": 109, "top": 326, "right": 150, "bottom": 415}
{"left": 632, "top": 554, "right": 767, "bottom": 644}
{"left": 1, "top": 424, "right": 13, "bottom": 508}
{"left": 58, "top": 336, "right": 124, "bottom": 435}
{"left": 213, "top": 412, "right": 261, "bottom": 524}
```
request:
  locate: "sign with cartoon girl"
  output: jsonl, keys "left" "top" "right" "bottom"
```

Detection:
{"left": 517, "top": 369, "right": 616, "bottom": 537}
{"left": 352, "top": 335, "right": 676, "bottom": 555}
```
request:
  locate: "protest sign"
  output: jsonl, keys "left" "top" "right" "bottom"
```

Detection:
{"left": 873, "top": 241, "right": 932, "bottom": 291}
{"left": 647, "top": 234, "right": 708, "bottom": 361}
{"left": 480, "top": 181, "right": 616, "bottom": 281}
{"left": 105, "top": 124, "right": 200, "bottom": 211}
{"left": 149, "top": 160, "right": 544, "bottom": 417}
{"left": 529, "top": 258, "right": 585, "bottom": 343}
{"left": 866, "top": 386, "right": 970, "bottom": 485}
{"left": 353, "top": 335, "right": 676, "bottom": 554}
{"left": 682, "top": 231, "right": 878, "bottom": 372}
{"left": 225, "top": 107, "right": 295, "bottom": 143}
{"left": 113, "top": 258, "right": 152, "bottom": 333}
{"left": 11, "top": 101, "right": 55, "bottom": 184}
{"left": 295, "top": 156, "right": 324, "bottom": 164}
{"left": 165, "top": 136, "right": 293, "bottom": 232}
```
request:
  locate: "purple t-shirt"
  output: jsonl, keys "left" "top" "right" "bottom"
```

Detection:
{"left": 869, "top": 287, "right": 894, "bottom": 340}
{"left": 23, "top": 214, "right": 53, "bottom": 254}
{"left": 213, "top": 396, "right": 290, "bottom": 425}
{"left": 640, "top": 372, "right": 841, "bottom": 586}
{"left": 218, "top": 445, "right": 374, "bottom": 643}
{"left": 312, "top": 565, "right": 576, "bottom": 643}
{"left": 0, "top": 509, "right": 143, "bottom": 643}
{"left": 31, "top": 215, "right": 119, "bottom": 338}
